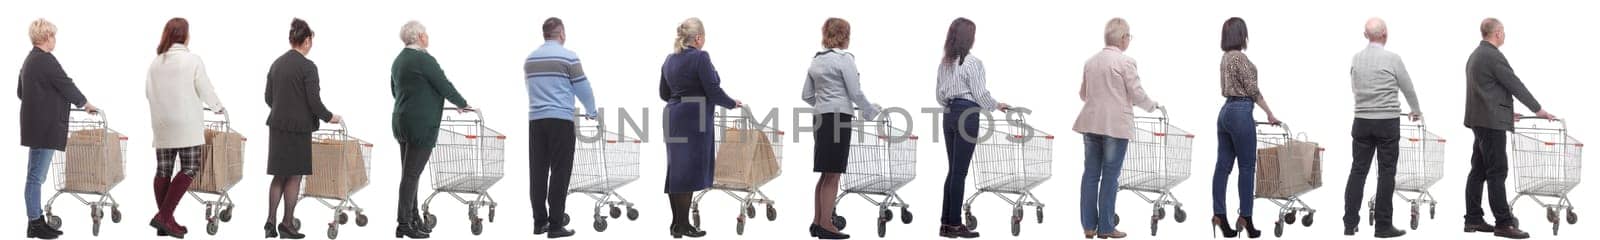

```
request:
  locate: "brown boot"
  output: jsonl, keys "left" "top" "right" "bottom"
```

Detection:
{"left": 158, "top": 174, "right": 195, "bottom": 237}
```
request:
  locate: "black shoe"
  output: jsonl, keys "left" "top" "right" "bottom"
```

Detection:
{"left": 396, "top": 223, "right": 430, "bottom": 239}
{"left": 811, "top": 224, "right": 850, "bottom": 239}
{"left": 670, "top": 224, "right": 707, "bottom": 238}
{"left": 1464, "top": 222, "right": 1495, "bottom": 233}
{"left": 43, "top": 219, "right": 61, "bottom": 236}
{"left": 939, "top": 225, "right": 979, "bottom": 238}
{"left": 545, "top": 225, "right": 576, "bottom": 239}
{"left": 1212, "top": 214, "right": 1237, "bottom": 238}
{"left": 1343, "top": 225, "right": 1358, "bottom": 236}
{"left": 1493, "top": 225, "right": 1530, "bottom": 239}
{"left": 1374, "top": 227, "right": 1407, "bottom": 238}
{"left": 265, "top": 222, "right": 278, "bottom": 238}
{"left": 27, "top": 219, "right": 60, "bottom": 239}
{"left": 277, "top": 223, "right": 306, "bottom": 239}
{"left": 410, "top": 217, "right": 432, "bottom": 234}
{"left": 1235, "top": 217, "right": 1261, "bottom": 239}
{"left": 534, "top": 222, "right": 548, "bottom": 235}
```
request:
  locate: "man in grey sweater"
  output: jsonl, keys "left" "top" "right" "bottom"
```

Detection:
{"left": 1342, "top": 18, "right": 1419, "bottom": 238}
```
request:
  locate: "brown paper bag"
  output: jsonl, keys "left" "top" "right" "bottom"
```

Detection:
{"left": 714, "top": 128, "right": 779, "bottom": 189}
{"left": 1255, "top": 140, "right": 1321, "bottom": 198}
{"left": 63, "top": 129, "right": 125, "bottom": 193}
{"left": 305, "top": 139, "right": 366, "bottom": 199}
{"left": 191, "top": 129, "right": 245, "bottom": 193}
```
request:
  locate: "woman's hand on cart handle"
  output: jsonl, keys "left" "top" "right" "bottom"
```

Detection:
{"left": 204, "top": 107, "right": 225, "bottom": 115}
{"left": 82, "top": 103, "right": 100, "bottom": 115}
{"left": 1262, "top": 113, "right": 1282, "bottom": 126}
{"left": 577, "top": 113, "right": 598, "bottom": 120}
{"left": 444, "top": 106, "right": 476, "bottom": 114}
{"left": 328, "top": 114, "right": 343, "bottom": 124}
{"left": 998, "top": 102, "right": 1012, "bottom": 112}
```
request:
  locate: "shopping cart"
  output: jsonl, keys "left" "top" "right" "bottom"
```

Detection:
{"left": 300, "top": 122, "right": 373, "bottom": 239}
{"left": 829, "top": 113, "right": 918, "bottom": 238}
{"left": 1366, "top": 119, "right": 1444, "bottom": 230}
{"left": 962, "top": 113, "right": 1054, "bottom": 237}
{"left": 188, "top": 108, "right": 246, "bottom": 235}
{"left": 570, "top": 114, "right": 642, "bottom": 232}
{"left": 1254, "top": 122, "right": 1324, "bottom": 238}
{"left": 1116, "top": 107, "right": 1194, "bottom": 236}
{"left": 1509, "top": 116, "right": 1583, "bottom": 235}
{"left": 44, "top": 108, "right": 127, "bottom": 236}
{"left": 692, "top": 106, "right": 785, "bottom": 235}
{"left": 420, "top": 108, "right": 506, "bottom": 236}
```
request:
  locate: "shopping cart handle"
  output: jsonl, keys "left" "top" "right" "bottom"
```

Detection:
{"left": 1514, "top": 114, "right": 1562, "bottom": 122}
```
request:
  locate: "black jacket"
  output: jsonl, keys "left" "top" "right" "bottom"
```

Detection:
{"left": 18, "top": 47, "right": 88, "bottom": 151}
{"left": 1464, "top": 41, "right": 1541, "bottom": 131}
{"left": 265, "top": 50, "right": 333, "bottom": 132}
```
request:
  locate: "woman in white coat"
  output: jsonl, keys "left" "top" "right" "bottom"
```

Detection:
{"left": 144, "top": 17, "right": 225, "bottom": 239}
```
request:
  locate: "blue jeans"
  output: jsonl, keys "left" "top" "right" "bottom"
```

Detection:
{"left": 26, "top": 148, "right": 54, "bottom": 220}
{"left": 1080, "top": 133, "right": 1128, "bottom": 234}
{"left": 1213, "top": 98, "right": 1257, "bottom": 217}
{"left": 940, "top": 99, "right": 982, "bottom": 225}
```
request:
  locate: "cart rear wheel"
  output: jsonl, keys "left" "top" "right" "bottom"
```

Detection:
{"left": 1284, "top": 211, "right": 1297, "bottom": 225}
{"left": 207, "top": 219, "right": 219, "bottom": 235}
{"left": 1174, "top": 207, "right": 1187, "bottom": 223}
{"left": 92, "top": 219, "right": 101, "bottom": 236}
{"left": 627, "top": 207, "right": 640, "bottom": 221}
{"left": 594, "top": 218, "right": 608, "bottom": 232}
{"left": 356, "top": 214, "right": 369, "bottom": 227}
{"left": 610, "top": 205, "right": 622, "bottom": 219}
{"left": 111, "top": 207, "right": 122, "bottom": 223}
{"left": 1273, "top": 221, "right": 1284, "bottom": 237}
{"left": 1155, "top": 207, "right": 1167, "bottom": 220}
{"left": 488, "top": 207, "right": 497, "bottom": 223}
{"left": 745, "top": 205, "right": 756, "bottom": 219}
{"left": 1010, "top": 216, "right": 1022, "bottom": 236}
{"left": 423, "top": 213, "right": 437, "bottom": 229}
{"left": 1302, "top": 213, "right": 1314, "bottom": 227}
{"left": 691, "top": 211, "right": 701, "bottom": 228}
{"left": 337, "top": 212, "right": 349, "bottom": 225}
{"left": 291, "top": 218, "right": 302, "bottom": 231}
{"left": 1548, "top": 208, "right": 1559, "bottom": 223}
{"left": 1369, "top": 208, "right": 1376, "bottom": 226}
{"left": 766, "top": 205, "right": 778, "bottom": 221}
{"left": 964, "top": 212, "right": 978, "bottom": 230}
{"left": 902, "top": 208, "right": 914, "bottom": 224}
{"left": 881, "top": 208, "right": 894, "bottom": 222}
{"left": 735, "top": 218, "right": 746, "bottom": 235}
{"left": 1151, "top": 218, "right": 1160, "bottom": 236}
{"left": 833, "top": 214, "right": 847, "bottom": 230}
{"left": 327, "top": 224, "right": 338, "bottom": 239}
{"left": 47, "top": 215, "right": 62, "bottom": 229}
{"left": 471, "top": 219, "right": 484, "bottom": 235}
{"left": 1552, "top": 222, "right": 1560, "bottom": 236}
{"left": 1409, "top": 214, "right": 1419, "bottom": 230}
{"left": 1114, "top": 213, "right": 1120, "bottom": 226}
{"left": 220, "top": 207, "right": 234, "bottom": 222}
{"left": 877, "top": 217, "right": 888, "bottom": 238}
{"left": 1037, "top": 206, "right": 1045, "bottom": 224}
{"left": 1567, "top": 209, "right": 1578, "bottom": 224}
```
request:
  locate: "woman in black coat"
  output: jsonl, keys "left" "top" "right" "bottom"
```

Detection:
{"left": 659, "top": 17, "right": 739, "bottom": 238}
{"left": 18, "top": 18, "right": 93, "bottom": 239}
{"left": 261, "top": 18, "right": 340, "bottom": 239}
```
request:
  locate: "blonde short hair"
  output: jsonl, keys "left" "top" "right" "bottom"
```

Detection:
{"left": 29, "top": 18, "right": 56, "bottom": 45}
{"left": 1104, "top": 18, "right": 1129, "bottom": 47}
{"left": 674, "top": 18, "right": 704, "bottom": 53}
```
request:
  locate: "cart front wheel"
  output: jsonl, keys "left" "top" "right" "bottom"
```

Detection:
{"left": 220, "top": 207, "right": 234, "bottom": 222}
{"left": 489, "top": 207, "right": 497, "bottom": 223}
{"left": 1567, "top": 209, "right": 1578, "bottom": 224}
{"left": 47, "top": 215, "right": 62, "bottom": 229}
{"left": 691, "top": 210, "right": 702, "bottom": 228}
{"left": 735, "top": 218, "right": 746, "bottom": 235}
{"left": 877, "top": 217, "right": 888, "bottom": 238}
{"left": 327, "top": 224, "right": 338, "bottom": 239}
{"left": 1037, "top": 206, "right": 1045, "bottom": 224}
{"left": 471, "top": 219, "right": 484, "bottom": 235}
{"left": 111, "top": 207, "right": 122, "bottom": 223}
{"left": 1010, "top": 216, "right": 1022, "bottom": 236}
{"left": 356, "top": 214, "right": 369, "bottom": 227}
{"left": 1552, "top": 222, "right": 1560, "bottom": 236}
{"left": 964, "top": 213, "right": 978, "bottom": 230}
{"left": 766, "top": 205, "right": 778, "bottom": 221}
{"left": 1302, "top": 213, "right": 1315, "bottom": 227}
{"left": 1114, "top": 213, "right": 1120, "bottom": 226}
{"left": 1409, "top": 214, "right": 1419, "bottom": 230}
{"left": 1174, "top": 207, "right": 1187, "bottom": 223}
{"left": 1273, "top": 221, "right": 1284, "bottom": 237}
{"left": 594, "top": 218, "right": 608, "bottom": 232}
{"left": 207, "top": 219, "right": 219, "bottom": 235}
{"left": 833, "top": 214, "right": 847, "bottom": 230}
{"left": 626, "top": 207, "right": 639, "bottom": 221}
{"left": 902, "top": 208, "right": 914, "bottom": 224}
{"left": 1548, "top": 208, "right": 1559, "bottom": 223}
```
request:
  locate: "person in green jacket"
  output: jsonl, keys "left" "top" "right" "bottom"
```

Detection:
{"left": 390, "top": 20, "right": 472, "bottom": 239}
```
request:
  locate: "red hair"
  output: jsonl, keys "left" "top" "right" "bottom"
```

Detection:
{"left": 157, "top": 18, "right": 189, "bottom": 55}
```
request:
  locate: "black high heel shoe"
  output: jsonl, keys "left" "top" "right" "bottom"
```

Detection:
{"left": 1212, "top": 214, "right": 1238, "bottom": 238}
{"left": 1235, "top": 216, "right": 1262, "bottom": 239}
{"left": 670, "top": 223, "right": 707, "bottom": 238}
{"left": 277, "top": 223, "right": 306, "bottom": 239}
{"left": 264, "top": 222, "right": 278, "bottom": 238}
{"left": 811, "top": 224, "right": 850, "bottom": 239}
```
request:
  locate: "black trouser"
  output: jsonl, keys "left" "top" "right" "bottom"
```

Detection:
{"left": 530, "top": 119, "right": 577, "bottom": 227}
{"left": 1465, "top": 127, "right": 1516, "bottom": 226}
{"left": 397, "top": 142, "right": 434, "bottom": 223}
{"left": 1343, "top": 118, "right": 1400, "bottom": 228}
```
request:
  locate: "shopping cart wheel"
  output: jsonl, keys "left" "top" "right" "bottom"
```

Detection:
{"left": 207, "top": 219, "right": 220, "bottom": 235}
{"left": 766, "top": 205, "right": 778, "bottom": 221}
{"left": 1409, "top": 214, "right": 1418, "bottom": 230}
{"left": 471, "top": 219, "right": 484, "bottom": 235}
{"left": 833, "top": 214, "right": 847, "bottom": 230}
{"left": 327, "top": 223, "right": 339, "bottom": 239}
{"left": 337, "top": 212, "right": 349, "bottom": 225}
{"left": 561, "top": 213, "right": 571, "bottom": 225}
{"left": 220, "top": 207, "right": 234, "bottom": 222}
{"left": 356, "top": 213, "right": 369, "bottom": 227}
{"left": 1273, "top": 221, "right": 1283, "bottom": 237}
{"left": 1010, "top": 215, "right": 1022, "bottom": 236}
{"left": 610, "top": 205, "right": 623, "bottom": 219}
{"left": 902, "top": 208, "right": 914, "bottom": 224}
{"left": 1548, "top": 208, "right": 1559, "bottom": 223}
{"left": 594, "top": 218, "right": 608, "bottom": 232}
{"left": 46, "top": 215, "right": 62, "bottom": 229}
{"left": 1174, "top": 207, "right": 1187, "bottom": 223}
{"left": 1150, "top": 218, "right": 1159, "bottom": 236}
{"left": 1036, "top": 206, "right": 1045, "bottom": 224}
{"left": 745, "top": 204, "right": 757, "bottom": 219}
{"left": 963, "top": 212, "right": 978, "bottom": 230}
{"left": 488, "top": 207, "right": 497, "bottom": 223}
{"left": 1113, "top": 214, "right": 1120, "bottom": 226}
{"left": 423, "top": 213, "right": 437, "bottom": 229}
{"left": 111, "top": 207, "right": 122, "bottom": 223}
{"left": 626, "top": 207, "right": 639, "bottom": 221}
{"left": 1368, "top": 209, "right": 1375, "bottom": 226}
{"left": 92, "top": 218, "right": 101, "bottom": 236}
{"left": 736, "top": 217, "right": 746, "bottom": 235}
{"left": 1552, "top": 222, "right": 1559, "bottom": 236}
{"left": 691, "top": 210, "right": 702, "bottom": 228}
{"left": 877, "top": 217, "right": 888, "bottom": 238}
{"left": 1284, "top": 211, "right": 1297, "bottom": 225}
{"left": 1302, "top": 213, "right": 1314, "bottom": 227}
{"left": 291, "top": 218, "right": 302, "bottom": 231}
{"left": 1155, "top": 207, "right": 1167, "bottom": 221}
{"left": 1429, "top": 204, "right": 1436, "bottom": 219}
{"left": 881, "top": 208, "right": 894, "bottom": 222}
{"left": 1567, "top": 208, "right": 1578, "bottom": 224}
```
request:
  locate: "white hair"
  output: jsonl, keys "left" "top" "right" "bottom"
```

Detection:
{"left": 400, "top": 20, "right": 426, "bottom": 46}
{"left": 29, "top": 18, "right": 56, "bottom": 45}
{"left": 1364, "top": 18, "right": 1387, "bottom": 40}
{"left": 1104, "top": 18, "right": 1130, "bottom": 47}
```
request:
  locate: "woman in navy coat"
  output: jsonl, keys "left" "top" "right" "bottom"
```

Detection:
{"left": 659, "top": 17, "right": 739, "bottom": 238}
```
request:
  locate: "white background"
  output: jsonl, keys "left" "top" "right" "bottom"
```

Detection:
{"left": 1, "top": 0, "right": 1595, "bottom": 239}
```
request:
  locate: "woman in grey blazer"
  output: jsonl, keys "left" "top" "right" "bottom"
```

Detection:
{"left": 802, "top": 18, "right": 879, "bottom": 240}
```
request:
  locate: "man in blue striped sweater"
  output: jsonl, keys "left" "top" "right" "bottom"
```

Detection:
{"left": 525, "top": 17, "right": 597, "bottom": 239}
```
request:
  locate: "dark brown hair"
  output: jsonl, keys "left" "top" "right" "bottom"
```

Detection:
{"left": 543, "top": 17, "right": 564, "bottom": 40}
{"left": 157, "top": 18, "right": 189, "bottom": 54}
{"left": 943, "top": 18, "right": 976, "bottom": 65}
{"left": 822, "top": 18, "right": 850, "bottom": 49}
{"left": 289, "top": 18, "right": 314, "bottom": 46}
{"left": 1221, "top": 17, "right": 1248, "bottom": 51}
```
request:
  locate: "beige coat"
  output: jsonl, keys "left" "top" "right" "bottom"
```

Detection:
{"left": 1073, "top": 47, "right": 1157, "bottom": 139}
{"left": 146, "top": 44, "right": 225, "bottom": 148}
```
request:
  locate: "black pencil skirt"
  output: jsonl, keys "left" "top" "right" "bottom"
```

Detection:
{"left": 813, "top": 113, "right": 853, "bottom": 173}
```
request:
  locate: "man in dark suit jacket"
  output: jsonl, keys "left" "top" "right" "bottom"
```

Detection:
{"left": 1462, "top": 18, "right": 1554, "bottom": 240}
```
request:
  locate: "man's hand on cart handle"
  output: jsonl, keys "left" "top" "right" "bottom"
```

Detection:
{"left": 1514, "top": 110, "right": 1558, "bottom": 122}
{"left": 1408, "top": 112, "right": 1422, "bottom": 122}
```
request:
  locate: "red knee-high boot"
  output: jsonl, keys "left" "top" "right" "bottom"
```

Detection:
{"left": 151, "top": 176, "right": 172, "bottom": 236}
{"left": 158, "top": 174, "right": 194, "bottom": 238}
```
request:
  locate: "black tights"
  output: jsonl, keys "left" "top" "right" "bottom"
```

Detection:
{"left": 669, "top": 193, "right": 692, "bottom": 228}
{"left": 267, "top": 175, "right": 303, "bottom": 226}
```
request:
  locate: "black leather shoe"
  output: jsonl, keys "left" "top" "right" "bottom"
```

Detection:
{"left": 264, "top": 222, "right": 278, "bottom": 238}
{"left": 939, "top": 225, "right": 979, "bottom": 238}
{"left": 396, "top": 224, "right": 430, "bottom": 239}
{"left": 411, "top": 217, "right": 432, "bottom": 234}
{"left": 1343, "top": 225, "right": 1357, "bottom": 236}
{"left": 534, "top": 222, "right": 548, "bottom": 235}
{"left": 277, "top": 223, "right": 305, "bottom": 239}
{"left": 1464, "top": 222, "right": 1495, "bottom": 233}
{"left": 1374, "top": 227, "right": 1406, "bottom": 238}
{"left": 811, "top": 224, "right": 850, "bottom": 239}
{"left": 1493, "top": 225, "right": 1530, "bottom": 239}
{"left": 27, "top": 219, "right": 60, "bottom": 239}
{"left": 670, "top": 223, "right": 707, "bottom": 238}
{"left": 545, "top": 225, "right": 575, "bottom": 239}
